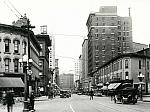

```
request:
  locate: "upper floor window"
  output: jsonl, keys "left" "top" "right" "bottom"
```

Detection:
{"left": 14, "top": 59, "right": 19, "bottom": 72}
{"left": 5, "top": 58, "right": 10, "bottom": 72}
{"left": 125, "top": 71, "right": 129, "bottom": 80}
{"left": 147, "top": 61, "right": 149, "bottom": 70}
{"left": 40, "top": 43, "right": 43, "bottom": 49}
{"left": 102, "top": 29, "right": 105, "bottom": 33}
{"left": 139, "top": 60, "right": 142, "bottom": 69}
{"left": 5, "top": 39, "right": 10, "bottom": 52}
{"left": 125, "top": 59, "right": 128, "bottom": 69}
{"left": 14, "top": 40, "right": 19, "bottom": 53}
{"left": 23, "top": 42, "right": 27, "bottom": 55}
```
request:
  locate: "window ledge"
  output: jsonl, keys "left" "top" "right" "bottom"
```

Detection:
{"left": 13, "top": 52, "right": 20, "bottom": 55}
{"left": 4, "top": 52, "right": 11, "bottom": 54}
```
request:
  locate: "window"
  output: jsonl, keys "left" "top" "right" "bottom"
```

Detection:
{"left": 148, "top": 72, "right": 150, "bottom": 81}
{"left": 14, "top": 59, "right": 19, "bottom": 72}
{"left": 40, "top": 43, "right": 43, "bottom": 49}
{"left": 5, "top": 39, "right": 10, "bottom": 52}
{"left": 96, "top": 29, "right": 98, "bottom": 33}
{"left": 111, "top": 29, "right": 115, "bottom": 33}
{"left": 102, "top": 23, "right": 105, "bottom": 26}
{"left": 102, "top": 29, "right": 105, "bottom": 33}
{"left": 5, "top": 58, "right": 10, "bottom": 72}
{"left": 139, "top": 60, "right": 141, "bottom": 69}
{"left": 125, "top": 59, "right": 128, "bottom": 69}
{"left": 126, "top": 32, "right": 129, "bottom": 36}
{"left": 23, "top": 42, "right": 27, "bottom": 55}
{"left": 120, "top": 60, "right": 122, "bottom": 69}
{"left": 118, "top": 32, "right": 121, "bottom": 36}
{"left": 14, "top": 40, "right": 19, "bottom": 53}
{"left": 39, "top": 60, "right": 42, "bottom": 66}
{"left": 118, "top": 26, "right": 121, "bottom": 30}
{"left": 147, "top": 61, "right": 149, "bottom": 70}
{"left": 125, "top": 71, "right": 129, "bottom": 80}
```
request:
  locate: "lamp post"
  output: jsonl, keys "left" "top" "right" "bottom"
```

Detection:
{"left": 137, "top": 73, "right": 144, "bottom": 101}
{"left": 106, "top": 82, "right": 109, "bottom": 96}
{"left": 19, "top": 55, "right": 33, "bottom": 112}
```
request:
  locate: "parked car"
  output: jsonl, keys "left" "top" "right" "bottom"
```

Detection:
{"left": 114, "top": 87, "right": 138, "bottom": 104}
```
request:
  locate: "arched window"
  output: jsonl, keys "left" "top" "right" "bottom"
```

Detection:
{"left": 14, "top": 59, "right": 19, "bottom": 72}
{"left": 125, "top": 71, "right": 129, "bottom": 80}
{"left": 4, "top": 39, "right": 10, "bottom": 52}
{"left": 23, "top": 41, "right": 27, "bottom": 55}
{"left": 125, "top": 59, "right": 128, "bottom": 69}
{"left": 4, "top": 58, "right": 10, "bottom": 72}
{"left": 14, "top": 40, "right": 20, "bottom": 53}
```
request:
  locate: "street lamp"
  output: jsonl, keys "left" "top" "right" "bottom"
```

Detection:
{"left": 137, "top": 73, "right": 144, "bottom": 101}
{"left": 106, "top": 82, "right": 109, "bottom": 96}
{"left": 19, "top": 55, "right": 33, "bottom": 112}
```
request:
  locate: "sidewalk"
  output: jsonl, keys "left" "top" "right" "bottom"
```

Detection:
{"left": 143, "top": 95, "right": 150, "bottom": 102}
{"left": 0, "top": 96, "right": 49, "bottom": 112}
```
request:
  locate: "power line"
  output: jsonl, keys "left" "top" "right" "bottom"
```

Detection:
{"left": 7, "top": 0, "right": 23, "bottom": 17}
{"left": 3, "top": 1, "right": 20, "bottom": 19}
{"left": 51, "top": 33, "right": 87, "bottom": 38}
{"left": 54, "top": 55, "right": 88, "bottom": 62}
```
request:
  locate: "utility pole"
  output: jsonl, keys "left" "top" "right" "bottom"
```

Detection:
{"left": 21, "top": 18, "right": 35, "bottom": 112}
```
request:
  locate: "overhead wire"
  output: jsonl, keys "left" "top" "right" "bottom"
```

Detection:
{"left": 3, "top": 0, "right": 20, "bottom": 19}
{"left": 7, "top": 0, "right": 23, "bottom": 17}
{"left": 52, "top": 54, "right": 88, "bottom": 62}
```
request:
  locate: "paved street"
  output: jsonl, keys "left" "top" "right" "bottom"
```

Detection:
{"left": 0, "top": 94, "right": 150, "bottom": 112}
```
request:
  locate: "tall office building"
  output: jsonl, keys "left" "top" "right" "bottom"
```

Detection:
{"left": 59, "top": 73, "right": 74, "bottom": 90}
{"left": 86, "top": 6, "right": 133, "bottom": 76}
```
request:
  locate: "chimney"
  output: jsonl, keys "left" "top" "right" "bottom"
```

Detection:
{"left": 128, "top": 7, "right": 131, "bottom": 16}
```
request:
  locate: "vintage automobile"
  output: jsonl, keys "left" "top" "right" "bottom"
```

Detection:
{"left": 114, "top": 87, "right": 138, "bottom": 104}
{"left": 60, "top": 90, "right": 70, "bottom": 98}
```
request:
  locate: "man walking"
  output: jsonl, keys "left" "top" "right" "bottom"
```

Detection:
{"left": 5, "top": 90, "right": 15, "bottom": 112}
{"left": 30, "top": 92, "right": 35, "bottom": 111}
{"left": 89, "top": 89, "right": 94, "bottom": 100}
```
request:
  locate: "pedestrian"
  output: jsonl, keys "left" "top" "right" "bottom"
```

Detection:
{"left": 30, "top": 92, "right": 35, "bottom": 111}
{"left": 89, "top": 89, "right": 94, "bottom": 100}
{"left": 4, "top": 90, "right": 15, "bottom": 112}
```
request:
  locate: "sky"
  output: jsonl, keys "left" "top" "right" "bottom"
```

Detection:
{"left": 0, "top": 0, "right": 150, "bottom": 74}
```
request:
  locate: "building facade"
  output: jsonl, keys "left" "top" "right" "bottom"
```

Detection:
{"left": 81, "top": 39, "right": 90, "bottom": 91}
{"left": 86, "top": 6, "right": 133, "bottom": 77}
{"left": 93, "top": 52, "right": 150, "bottom": 94}
{"left": 36, "top": 34, "right": 51, "bottom": 95}
{"left": 55, "top": 59, "right": 60, "bottom": 87}
{"left": 0, "top": 23, "right": 41, "bottom": 95}
{"left": 59, "top": 73, "right": 74, "bottom": 90}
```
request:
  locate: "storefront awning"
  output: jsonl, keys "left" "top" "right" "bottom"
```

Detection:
{"left": 108, "top": 83, "right": 121, "bottom": 90}
{"left": 0, "top": 77, "right": 24, "bottom": 88}
{"left": 113, "top": 83, "right": 121, "bottom": 89}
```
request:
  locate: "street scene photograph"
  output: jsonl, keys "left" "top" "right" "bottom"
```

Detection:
{"left": 0, "top": 0, "right": 150, "bottom": 112}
